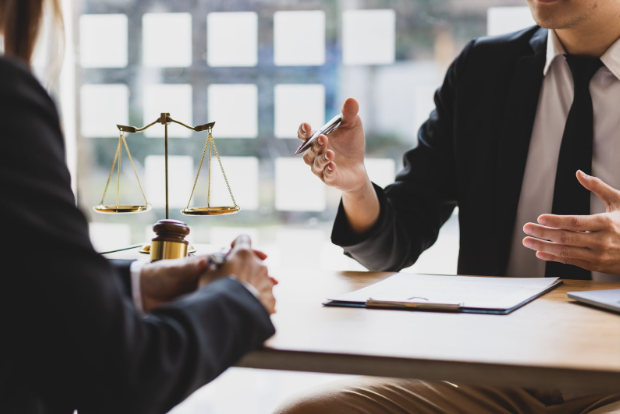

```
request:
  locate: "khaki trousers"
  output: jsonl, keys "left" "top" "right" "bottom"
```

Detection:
{"left": 273, "top": 378, "right": 620, "bottom": 414}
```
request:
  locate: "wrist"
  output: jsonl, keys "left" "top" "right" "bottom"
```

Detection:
{"left": 342, "top": 175, "right": 374, "bottom": 200}
{"left": 341, "top": 177, "right": 380, "bottom": 235}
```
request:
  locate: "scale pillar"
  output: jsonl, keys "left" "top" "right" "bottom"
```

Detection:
{"left": 161, "top": 113, "right": 170, "bottom": 220}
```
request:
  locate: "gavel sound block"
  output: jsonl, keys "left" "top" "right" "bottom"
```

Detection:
{"left": 150, "top": 219, "right": 190, "bottom": 261}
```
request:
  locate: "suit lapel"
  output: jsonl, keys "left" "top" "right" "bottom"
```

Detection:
{"left": 496, "top": 28, "right": 548, "bottom": 275}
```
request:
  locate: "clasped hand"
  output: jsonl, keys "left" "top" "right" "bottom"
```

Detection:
{"left": 523, "top": 170, "right": 620, "bottom": 274}
{"left": 139, "top": 235, "right": 276, "bottom": 313}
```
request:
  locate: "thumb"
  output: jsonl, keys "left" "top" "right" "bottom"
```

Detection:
{"left": 231, "top": 234, "right": 252, "bottom": 252}
{"left": 577, "top": 170, "right": 620, "bottom": 210}
{"left": 341, "top": 98, "right": 359, "bottom": 126}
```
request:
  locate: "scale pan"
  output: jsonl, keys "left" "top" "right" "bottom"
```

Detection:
{"left": 93, "top": 204, "right": 152, "bottom": 214}
{"left": 181, "top": 206, "right": 240, "bottom": 216}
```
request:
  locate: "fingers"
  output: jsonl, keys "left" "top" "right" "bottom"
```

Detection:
{"left": 253, "top": 250, "right": 268, "bottom": 260}
{"left": 523, "top": 223, "right": 592, "bottom": 247}
{"left": 535, "top": 251, "right": 593, "bottom": 270}
{"left": 302, "top": 134, "right": 328, "bottom": 166}
{"left": 537, "top": 213, "right": 608, "bottom": 232}
{"left": 523, "top": 237, "right": 595, "bottom": 262}
{"left": 256, "top": 277, "right": 277, "bottom": 314}
{"left": 297, "top": 122, "right": 314, "bottom": 141}
{"left": 341, "top": 98, "right": 359, "bottom": 126}
{"left": 311, "top": 149, "right": 334, "bottom": 176}
{"left": 323, "top": 161, "right": 338, "bottom": 185}
{"left": 577, "top": 170, "right": 620, "bottom": 210}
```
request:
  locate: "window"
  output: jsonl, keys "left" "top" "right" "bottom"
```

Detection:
{"left": 76, "top": 1, "right": 531, "bottom": 275}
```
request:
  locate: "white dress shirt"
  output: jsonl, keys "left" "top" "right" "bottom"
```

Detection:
{"left": 506, "top": 29, "right": 620, "bottom": 282}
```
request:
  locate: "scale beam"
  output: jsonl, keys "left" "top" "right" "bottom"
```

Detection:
{"left": 99, "top": 114, "right": 235, "bottom": 220}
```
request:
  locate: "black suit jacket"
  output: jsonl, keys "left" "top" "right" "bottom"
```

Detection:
{"left": 0, "top": 57, "right": 275, "bottom": 414}
{"left": 332, "top": 26, "right": 549, "bottom": 276}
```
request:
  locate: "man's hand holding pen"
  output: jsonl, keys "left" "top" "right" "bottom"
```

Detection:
{"left": 297, "top": 98, "right": 380, "bottom": 235}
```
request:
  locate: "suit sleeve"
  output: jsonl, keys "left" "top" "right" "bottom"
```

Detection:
{"left": 331, "top": 40, "right": 476, "bottom": 272}
{"left": 109, "top": 259, "right": 134, "bottom": 297}
{"left": 0, "top": 58, "right": 275, "bottom": 414}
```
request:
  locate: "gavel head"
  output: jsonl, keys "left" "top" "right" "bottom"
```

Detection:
{"left": 150, "top": 219, "right": 190, "bottom": 261}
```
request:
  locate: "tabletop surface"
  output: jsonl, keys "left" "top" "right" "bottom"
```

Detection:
{"left": 238, "top": 269, "right": 620, "bottom": 391}
{"left": 103, "top": 245, "right": 620, "bottom": 390}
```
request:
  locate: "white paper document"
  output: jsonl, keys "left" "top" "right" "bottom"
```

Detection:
{"left": 327, "top": 274, "right": 562, "bottom": 313}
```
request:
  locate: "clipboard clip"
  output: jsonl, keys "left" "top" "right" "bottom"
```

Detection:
{"left": 365, "top": 298, "right": 462, "bottom": 312}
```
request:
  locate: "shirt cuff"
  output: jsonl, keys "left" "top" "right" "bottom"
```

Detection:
{"left": 229, "top": 275, "right": 260, "bottom": 299}
{"left": 130, "top": 261, "right": 146, "bottom": 313}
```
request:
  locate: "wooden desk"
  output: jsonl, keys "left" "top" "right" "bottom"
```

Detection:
{"left": 237, "top": 269, "right": 620, "bottom": 391}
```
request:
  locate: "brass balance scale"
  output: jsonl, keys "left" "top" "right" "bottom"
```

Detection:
{"left": 93, "top": 112, "right": 239, "bottom": 261}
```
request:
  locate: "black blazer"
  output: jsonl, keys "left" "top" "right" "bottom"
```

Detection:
{"left": 332, "top": 26, "right": 549, "bottom": 276}
{"left": 0, "top": 57, "right": 274, "bottom": 414}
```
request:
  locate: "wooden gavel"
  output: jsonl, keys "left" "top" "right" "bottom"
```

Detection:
{"left": 150, "top": 219, "right": 190, "bottom": 261}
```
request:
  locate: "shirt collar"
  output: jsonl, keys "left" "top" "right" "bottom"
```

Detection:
{"left": 543, "top": 29, "right": 620, "bottom": 80}
{"left": 601, "top": 35, "right": 620, "bottom": 80}
{"left": 543, "top": 29, "right": 566, "bottom": 76}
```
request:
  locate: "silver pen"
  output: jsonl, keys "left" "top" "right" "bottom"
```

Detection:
{"left": 294, "top": 113, "right": 343, "bottom": 155}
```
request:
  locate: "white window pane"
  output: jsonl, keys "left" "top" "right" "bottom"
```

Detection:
{"left": 89, "top": 223, "right": 130, "bottom": 252}
{"left": 143, "top": 84, "right": 193, "bottom": 138}
{"left": 208, "top": 84, "right": 257, "bottom": 138}
{"left": 79, "top": 14, "right": 127, "bottom": 68}
{"left": 81, "top": 84, "right": 128, "bottom": 138}
{"left": 343, "top": 10, "right": 395, "bottom": 65}
{"left": 145, "top": 155, "right": 194, "bottom": 209}
{"left": 365, "top": 158, "right": 395, "bottom": 189}
{"left": 274, "top": 11, "right": 325, "bottom": 66}
{"left": 275, "top": 158, "right": 325, "bottom": 211}
{"left": 143, "top": 13, "right": 192, "bottom": 67}
{"left": 275, "top": 84, "right": 325, "bottom": 138}
{"left": 207, "top": 12, "right": 257, "bottom": 67}
{"left": 206, "top": 156, "right": 259, "bottom": 210}
{"left": 487, "top": 7, "right": 535, "bottom": 36}
{"left": 210, "top": 227, "right": 259, "bottom": 246}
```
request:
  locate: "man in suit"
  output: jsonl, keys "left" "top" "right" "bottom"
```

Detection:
{"left": 275, "top": 0, "right": 620, "bottom": 412}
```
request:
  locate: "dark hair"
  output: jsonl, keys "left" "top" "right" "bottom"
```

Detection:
{"left": 0, "top": 0, "right": 62, "bottom": 63}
